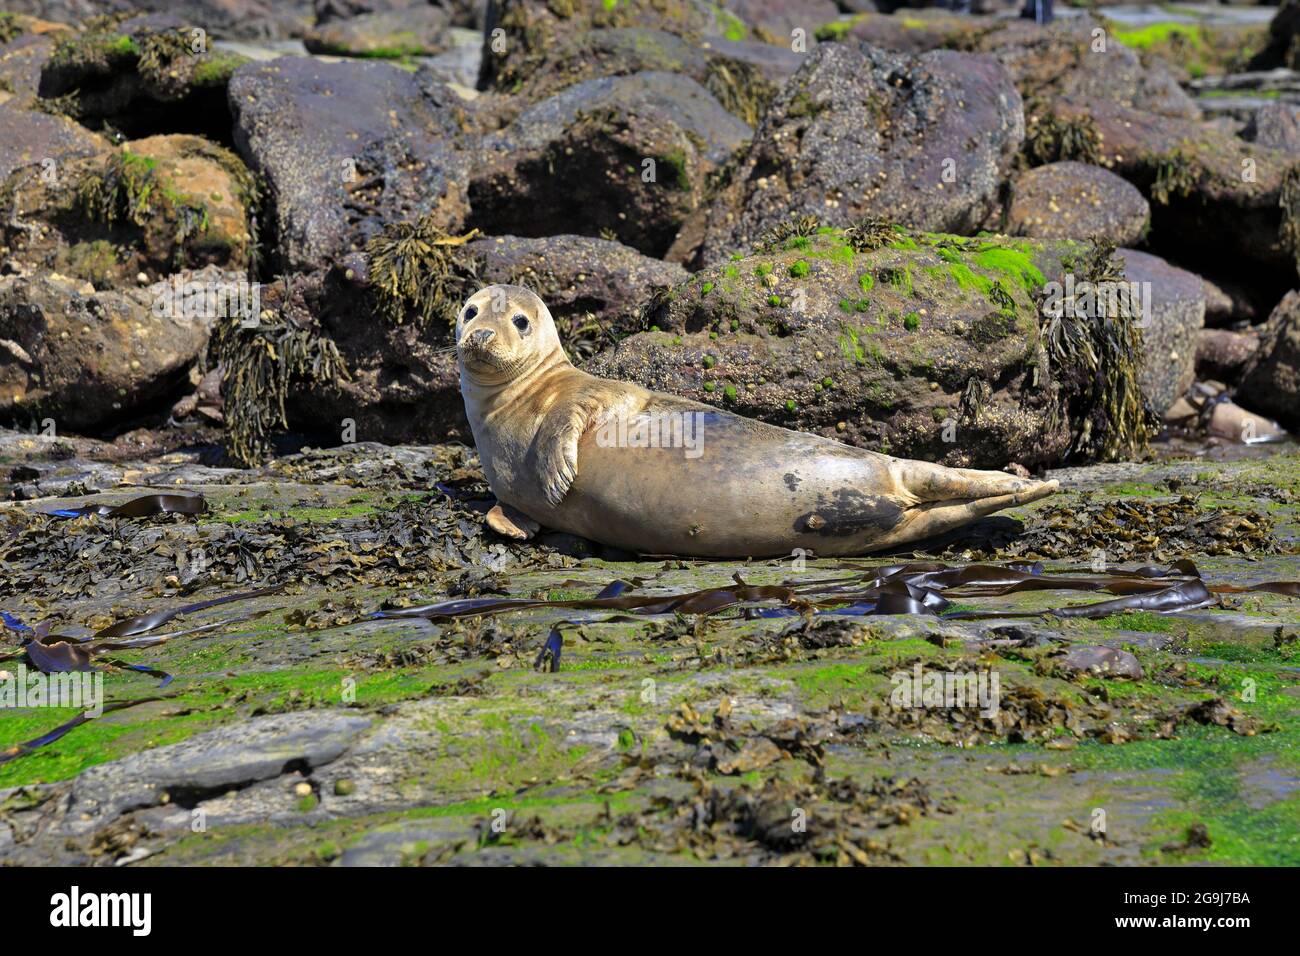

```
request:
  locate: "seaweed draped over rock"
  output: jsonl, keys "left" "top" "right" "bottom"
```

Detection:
{"left": 212, "top": 311, "right": 350, "bottom": 468}
{"left": 589, "top": 226, "right": 1155, "bottom": 468}
{"left": 212, "top": 224, "right": 687, "bottom": 462}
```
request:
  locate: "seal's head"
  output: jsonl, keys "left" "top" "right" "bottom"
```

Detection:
{"left": 456, "top": 284, "right": 564, "bottom": 384}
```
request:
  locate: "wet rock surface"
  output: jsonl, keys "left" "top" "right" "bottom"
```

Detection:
{"left": 0, "top": 268, "right": 227, "bottom": 430}
{"left": 0, "top": 439, "right": 1296, "bottom": 866}
{"left": 1007, "top": 162, "right": 1149, "bottom": 249}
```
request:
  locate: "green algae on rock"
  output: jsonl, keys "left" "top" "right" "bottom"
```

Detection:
{"left": 589, "top": 227, "right": 1154, "bottom": 468}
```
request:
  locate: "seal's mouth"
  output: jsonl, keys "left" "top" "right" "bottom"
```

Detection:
{"left": 458, "top": 339, "right": 529, "bottom": 380}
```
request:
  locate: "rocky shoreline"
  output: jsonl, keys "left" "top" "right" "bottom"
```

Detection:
{"left": 1, "top": 1, "right": 1298, "bottom": 866}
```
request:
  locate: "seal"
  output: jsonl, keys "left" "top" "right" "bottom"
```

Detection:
{"left": 458, "top": 284, "right": 1058, "bottom": 557}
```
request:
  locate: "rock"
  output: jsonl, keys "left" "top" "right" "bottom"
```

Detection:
{"left": 834, "top": 9, "right": 988, "bottom": 53}
{"left": 832, "top": 14, "right": 1199, "bottom": 120}
{"left": 2, "top": 134, "right": 256, "bottom": 287}
{"left": 1200, "top": 275, "right": 1263, "bottom": 327}
{"left": 36, "top": 12, "right": 251, "bottom": 131}
{"left": 969, "top": 18, "right": 1199, "bottom": 121}
{"left": 282, "top": 233, "right": 685, "bottom": 444}
{"left": 589, "top": 228, "right": 1151, "bottom": 468}
{"left": 1238, "top": 290, "right": 1300, "bottom": 430}
{"left": 700, "top": 42, "right": 1024, "bottom": 264}
{"left": 1054, "top": 645, "right": 1143, "bottom": 680}
{"left": 1244, "top": 100, "right": 1300, "bottom": 153}
{"left": 468, "top": 71, "right": 750, "bottom": 258}
{"left": 1116, "top": 248, "right": 1205, "bottom": 415}
{"left": 0, "top": 267, "right": 235, "bottom": 430}
{"left": 1196, "top": 327, "right": 1259, "bottom": 383}
{"left": 1036, "top": 97, "right": 1299, "bottom": 281}
{"left": 1207, "top": 399, "right": 1288, "bottom": 444}
{"left": 467, "top": 233, "right": 687, "bottom": 353}
{"left": 1007, "top": 162, "right": 1149, "bottom": 248}
{"left": 228, "top": 56, "right": 472, "bottom": 273}
{"left": 1249, "top": 0, "right": 1300, "bottom": 71}
{"left": 8, "top": 0, "right": 314, "bottom": 41}
{"left": 0, "top": 33, "right": 58, "bottom": 105}
{"left": 61, "top": 711, "right": 371, "bottom": 833}
{"left": 303, "top": 5, "right": 453, "bottom": 56}
{"left": 477, "top": 0, "right": 743, "bottom": 92}
{"left": 502, "top": 27, "right": 801, "bottom": 126}
{"left": 0, "top": 99, "right": 107, "bottom": 182}
{"left": 724, "top": 0, "right": 840, "bottom": 42}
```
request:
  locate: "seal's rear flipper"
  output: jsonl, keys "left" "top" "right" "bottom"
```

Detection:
{"left": 884, "top": 461, "right": 1059, "bottom": 547}
{"left": 486, "top": 502, "right": 541, "bottom": 541}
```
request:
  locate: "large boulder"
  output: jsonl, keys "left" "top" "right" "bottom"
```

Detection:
{"left": 2, "top": 134, "right": 257, "bottom": 287}
{"left": 468, "top": 71, "right": 750, "bottom": 258}
{"left": 37, "top": 12, "right": 250, "bottom": 133}
{"left": 1115, "top": 249, "right": 1204, "bottom": 415}
{"left": 967, "top": 18, "right": 1199, "bottom": 121}
{"left": 231, "top": 233, "right": 685, "bottom": 453}
{"left": 1007, "top": 162, "right": 1149, "bottom": 248}
{"left": 699, "top": 41, "right": 1024, "bottom": 264}
{"left": 0, "top": 268, "right": 232, "bottom": 431}
{"left": 303, "top": 6, "right": 453, "bottom": 56}
{"left": 1238, "top": 291, "right": 1300, "bottom": 430}
{"left": 1245, "top": 101, "right": 1300, "bottom": 154}
{"left": 228, "top": 56, "right": 472, "bottom": 274}
{"left": 0, "top": 100, "right": 107, "bottom": 182}
{"left": 1034, "top": 97, "right": 1300, "bottom": 284}
{"left": 832, "top": 14, "right": 1199, "bottom": 120}
{"left": 477, "top": 0, "right": 748, "bottom": 92}
{"left": 499, "top": 27, "right": 802, "bottom": 127}
{"left": 589, "top": 228, "right": 1155, "bottom": 467}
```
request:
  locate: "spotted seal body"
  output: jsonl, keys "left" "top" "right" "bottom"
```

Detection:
{"left": 457, "top": 284, "right": 1058, "bottom": 558}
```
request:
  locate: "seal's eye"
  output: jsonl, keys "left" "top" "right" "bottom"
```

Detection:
{"left": 463, "top": 305, "right": 478, "bottom": 321}
{"left": 512, "top": 314, "right": 530, "bottom": 333}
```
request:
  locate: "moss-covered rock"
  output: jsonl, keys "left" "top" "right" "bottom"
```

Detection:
{"left": 2, "top": 134, "right": 257, "bottom": 286}
{"left": 588, "top": 228, "right": 1156, "bottom": 467}
{"left": 37, "top": 12, "right": 250, "bottom": 131}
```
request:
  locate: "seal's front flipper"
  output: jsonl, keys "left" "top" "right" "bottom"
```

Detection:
{"left": 486, "top": 502, "right": 540, "bottom": 541}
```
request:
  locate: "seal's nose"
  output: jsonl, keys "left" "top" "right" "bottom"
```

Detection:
{"left": 465, "top": 328, "right": 495, "bottom": 348}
